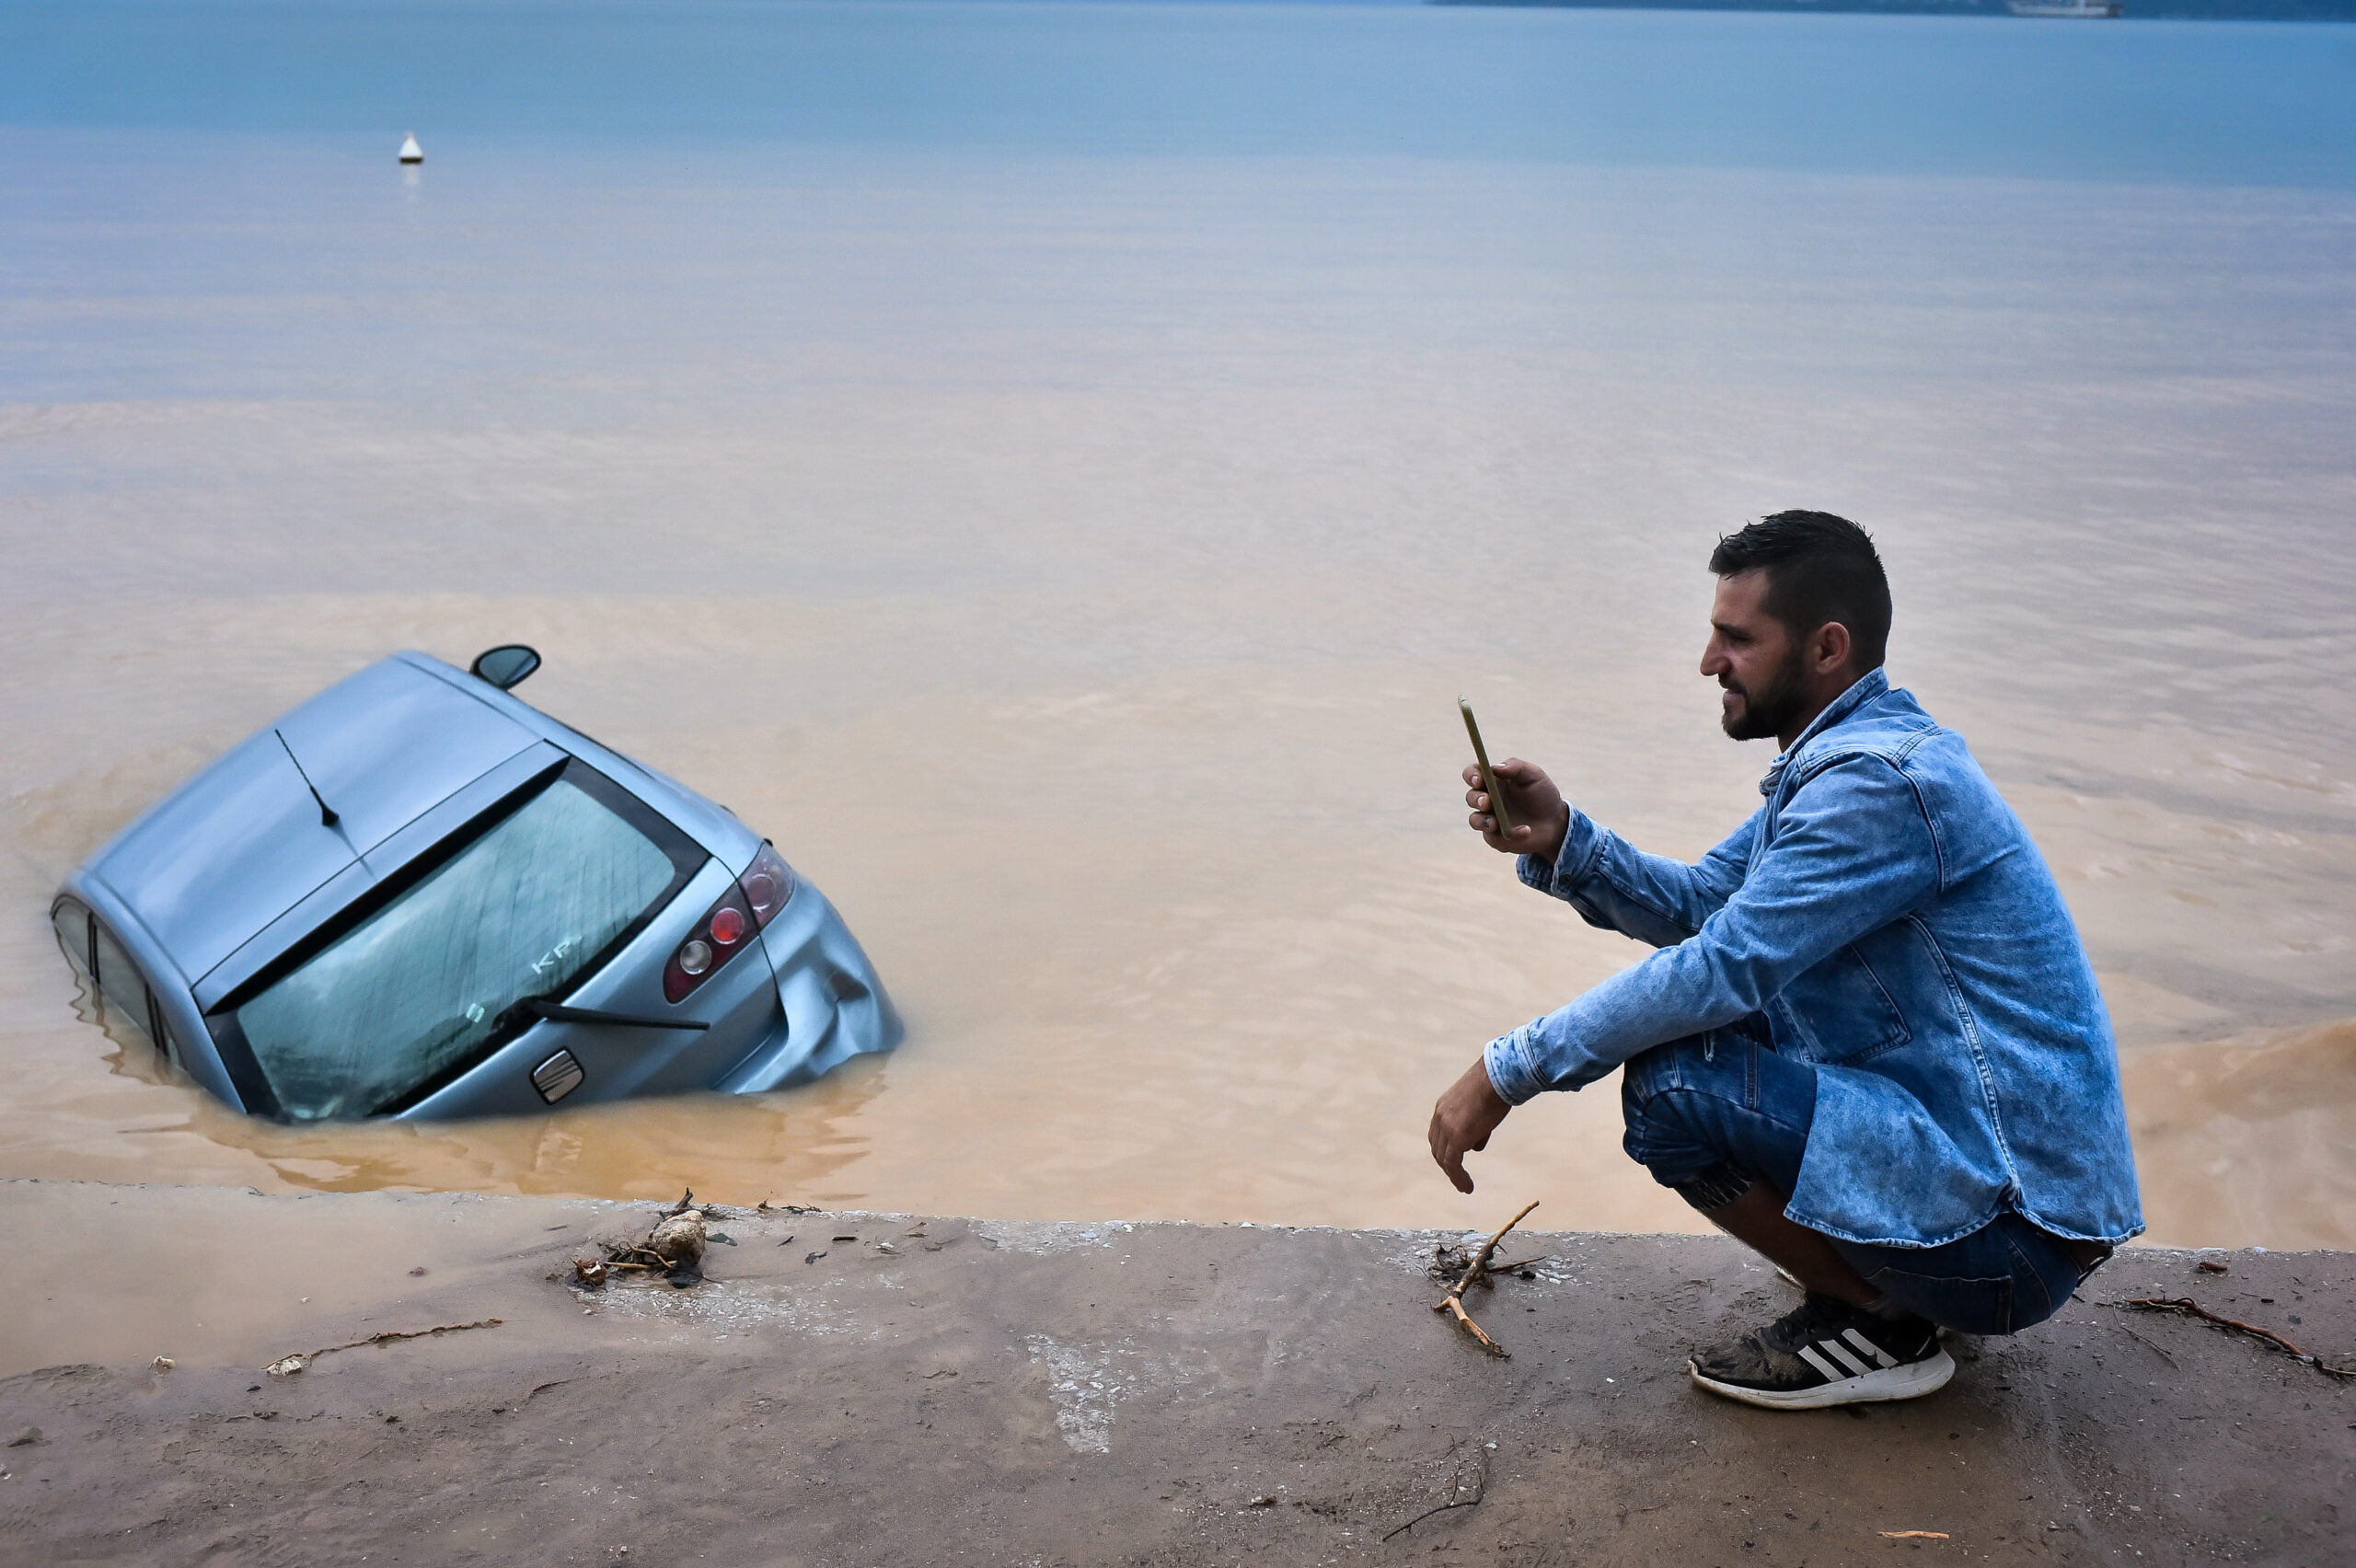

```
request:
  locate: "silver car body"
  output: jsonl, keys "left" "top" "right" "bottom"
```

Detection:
{"left": 52, "top": 652, "right": 899, "bottom": 1119}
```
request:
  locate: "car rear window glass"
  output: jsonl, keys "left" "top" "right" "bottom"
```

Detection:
{"left": 234, "top": 776, "right": 682, "bottom": 1120}
{"left": 93, "top": 921, "right": 156, "bottom": 1048}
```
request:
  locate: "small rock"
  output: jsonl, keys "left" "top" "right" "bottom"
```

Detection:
{"left": 6, "top": 1428, "right": 40, "bottom": 1448}
{"left": 266, "top": 1355, "right": 307, "bottom": 1378}
{"left": 150, "top": 1356, "right": 175, "bottom": 1373}
{"left": 648, "top": 1211, "right": 708, "bottom": 1269}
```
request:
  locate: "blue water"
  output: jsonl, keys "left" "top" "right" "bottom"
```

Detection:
{"left": 4, "top": 0, "right": 2354, "bottom": 186}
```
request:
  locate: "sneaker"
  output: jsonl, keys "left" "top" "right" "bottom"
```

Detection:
{"left": 1689, "top": 1293, "right": 1955, "bottom": 1411}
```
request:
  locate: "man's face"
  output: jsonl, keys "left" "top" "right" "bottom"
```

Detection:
{"left": 1701, "top": 570, "right": 1807, "bottom": 743}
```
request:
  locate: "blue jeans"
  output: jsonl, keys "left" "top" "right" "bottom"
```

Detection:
{"left": 1620, "top": 1023, "right": 2098, "bottom": 1335}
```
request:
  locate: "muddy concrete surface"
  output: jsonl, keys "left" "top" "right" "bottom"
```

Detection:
{"left": 2, "top": 1180, "right": 2348, "bottom": 1566}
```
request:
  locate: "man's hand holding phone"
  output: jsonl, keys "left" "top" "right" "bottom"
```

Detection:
{"left": 1461, "top": 754, "right": 1571, "bottom": 864}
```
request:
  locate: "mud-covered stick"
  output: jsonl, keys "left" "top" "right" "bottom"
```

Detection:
{"left": 1459, "top": 698, "right": 1516, "bottom": 838}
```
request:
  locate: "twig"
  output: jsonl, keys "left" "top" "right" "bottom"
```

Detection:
{"left": 267, "top": 1318, "right": 502, "bottom": 1377}
{"left": 2110, "top": 1297, "right": 2356, "bottom": 1380}
{"left": 1430, "top": 1201, "right": 1539, "bottom": 1357}
{"left": 2106, "top": 1318, "right": 2178, "bottom": 1368}
{"left": 1382, "top": 1453, "right": 1487, "bottom": 1541}
{"left": 1435, "top": 1294, "right": 1509, "bottom": 1357}
{"left": 1487, "top": 1255, "right": 1550, "bottom": 1276}
{"left": 1452, "top": 1201, "right": 1540, "bottom": 1297}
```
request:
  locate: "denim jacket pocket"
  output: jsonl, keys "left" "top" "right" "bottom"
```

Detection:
{"left": 1773, "top": 945, "right": 1912, "bottom": 1066}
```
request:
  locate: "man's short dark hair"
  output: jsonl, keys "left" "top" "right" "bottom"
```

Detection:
{"left": 1709, "top": 511, "right": 1891, "bottom": 672}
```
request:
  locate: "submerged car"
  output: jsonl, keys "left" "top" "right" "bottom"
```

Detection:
{"left": 51, "top": 647, "right": 899, "bottom": 1121}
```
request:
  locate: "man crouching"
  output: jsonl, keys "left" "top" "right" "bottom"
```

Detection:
{"left": 1429, "top": 510, "right": 2141, "bottom": 1410}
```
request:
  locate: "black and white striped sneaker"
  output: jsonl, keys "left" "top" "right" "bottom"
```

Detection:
{"left": 1689, "top": 1294, "right": 1955, "bottom": 1411}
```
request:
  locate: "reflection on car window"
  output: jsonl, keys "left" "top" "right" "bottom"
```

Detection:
{"left": 236, "top": 778, "right": 680, "bottom": 1120}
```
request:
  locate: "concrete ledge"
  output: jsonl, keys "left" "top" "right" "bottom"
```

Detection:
{"left": 2, "top": 1180, "right": 2350, "bottom": 1565}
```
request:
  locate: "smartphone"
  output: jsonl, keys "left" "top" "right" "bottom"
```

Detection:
{"left": 1459, "top": 698, "right": 1516, "bottom": 838}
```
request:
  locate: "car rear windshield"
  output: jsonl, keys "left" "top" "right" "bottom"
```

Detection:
{"left": 234, "top": 773, "right": 690, "bottom": 1120}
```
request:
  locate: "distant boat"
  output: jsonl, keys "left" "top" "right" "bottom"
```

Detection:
{"left": 2007, "top": 0, "right": 2121, "bottom": 14}
{"left": 398, "top": 133, "right": 423, "bottom": 164}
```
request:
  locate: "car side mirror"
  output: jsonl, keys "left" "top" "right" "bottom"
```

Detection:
{"left": 469, "top": 644, "right": 542, "bottom": 690}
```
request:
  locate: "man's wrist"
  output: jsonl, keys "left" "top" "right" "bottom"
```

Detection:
{"left": 1533, "top": 802, "right": 1572, "bottom": 867}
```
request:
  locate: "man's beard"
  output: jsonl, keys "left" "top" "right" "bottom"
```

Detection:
{"left": 1718, "top": 645, "right": 1810, "bottom": 742}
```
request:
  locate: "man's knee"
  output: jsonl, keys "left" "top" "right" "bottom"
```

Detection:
{"left": 1619, "top": 1025, "right": 1807, "bottom": 1212}
{"left": 1619, "top": 1033, "right": 1755, "bottom": 1210}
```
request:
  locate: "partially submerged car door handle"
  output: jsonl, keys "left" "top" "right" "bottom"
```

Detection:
{"left": 517, "top": 998, "right": 711, "bottom": 1032}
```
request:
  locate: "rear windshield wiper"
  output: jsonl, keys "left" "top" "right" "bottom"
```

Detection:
{"left": 516, "top": 998, "right": 710, "bottom": 1032}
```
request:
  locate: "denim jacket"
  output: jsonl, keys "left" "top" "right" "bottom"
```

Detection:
{"left": 1484, "top": 670, "right": 2143, "bottom": 1249}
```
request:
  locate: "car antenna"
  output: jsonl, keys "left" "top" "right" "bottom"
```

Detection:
{"left": 274, "top": 730, "right": 341, "bottom": 828}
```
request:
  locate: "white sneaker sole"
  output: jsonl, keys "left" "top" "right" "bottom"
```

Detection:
{"left": 1689, "top": 1345, "right": 1957, "bottom": 1411}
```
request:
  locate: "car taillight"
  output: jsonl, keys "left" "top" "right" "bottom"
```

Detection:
{"left": 664, "top": 884, "right": 756, "bottom": 1003}
{"left": 662, "top": 847, "right": 796, "bottom": 1004}
{"left": 742, "top": 842, "right": 795, "bottom": 928}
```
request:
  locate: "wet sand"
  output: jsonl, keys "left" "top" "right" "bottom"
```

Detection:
{"left": 4, "top": 1179, "right": 2350, "bottom": 1566}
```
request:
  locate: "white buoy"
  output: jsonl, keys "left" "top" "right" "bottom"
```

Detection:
{"left": 398, "top": 133, "right": 423, "bottom": 165}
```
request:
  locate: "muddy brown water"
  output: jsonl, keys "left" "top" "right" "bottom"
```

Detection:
{"left": 3, "top": 141, "right": 2351, "bottom": 1249}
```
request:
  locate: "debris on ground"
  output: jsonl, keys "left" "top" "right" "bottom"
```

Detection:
{"left": 574, "top": 1198, "right": 728, "bottom": 1288}
{"left": 1432, "top": 1202, "right": 1540, "bottom": 1359}
{"left": 649, "top": 1209, "right": 708, "bottom": 1269}
{"left": 2109, "top": 1297, "right": 2356, "bottom": 1380}
{"left": 149, "top": 1357, "right": 174, "bottom": 1373}
{"left": 265, "top": 1319, "right": 502, "bottom": 1377}
{"left": 1383, "top": 1450, "right": 1488, "bottom": 1539}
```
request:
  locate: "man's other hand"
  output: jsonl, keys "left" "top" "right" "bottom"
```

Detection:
{"left": 1463, "top": 757, "right": 1570, "bottom": 862}
{"left": 1428, "top": 1057, "right": 1512, "bottom": 1194}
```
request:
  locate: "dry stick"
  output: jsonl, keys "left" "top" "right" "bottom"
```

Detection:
{"left": 1437, "top": 1294, "right": 1508, "bottom": 1356}
{"left": 1452, "top": 1201, "right": 1541, "bottom": 1297}
{"left": 2115, "top": 1297, "right": 2356, "bottom": 1380}
{"left": 1432, "top": 1201, "right": 1541, "bottom": 1356}
{"left": 267, "top": 1318, "right": 502, "bottom": 1376}
{"left": 1382, "top": 1454, "right": 1488, "bottom": 1542}
{"left": 2108, "top": 1318, "right": 2179, "bottom": 1369}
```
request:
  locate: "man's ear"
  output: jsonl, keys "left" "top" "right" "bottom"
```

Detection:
{"left": 1814, "top": 620, "right": 1854, "bottom": 674}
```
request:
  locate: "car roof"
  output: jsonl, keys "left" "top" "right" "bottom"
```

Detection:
{"left": 87, "top": 657, "right": 537, "bottom": 983}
